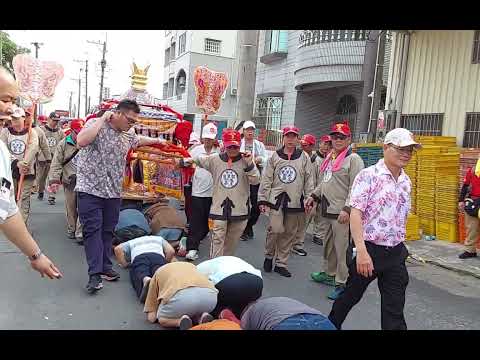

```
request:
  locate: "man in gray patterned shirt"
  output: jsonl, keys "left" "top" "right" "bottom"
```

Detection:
{"left": 76, "top": 99, "right": 165, "bottom": 294}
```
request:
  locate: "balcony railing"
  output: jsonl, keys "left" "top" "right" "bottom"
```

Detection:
{"left": 299, "top": 30, "right": 368, "bottom": 48}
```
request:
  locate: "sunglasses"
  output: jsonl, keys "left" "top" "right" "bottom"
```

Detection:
{"left": 331, "top": 134, "right": 348, "bottom": 140}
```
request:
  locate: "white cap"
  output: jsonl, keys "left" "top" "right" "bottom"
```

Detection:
{"left": 202, "top": 123, "right": 218, "bottom": 140}
{"left": 384, "top": 128, "right": 422, "bottom": 148}
{"left": 189, "top": 132, "right": 201, "bottom": 145}
{"left": 11, "top": 106, "right": 25, "bottom": 119}
{"left": 243, "top": 120, "right": 256, "bottom": 130}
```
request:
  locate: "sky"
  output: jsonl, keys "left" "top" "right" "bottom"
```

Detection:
{"left": 6, "top": 30, "right": 165, "bottom": 117}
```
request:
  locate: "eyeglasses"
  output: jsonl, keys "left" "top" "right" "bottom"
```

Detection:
{"left": 116, "top": 111, "right": 137, "bottom": 124}
{"left": 331, "top": 134, "right": 348, "bottom": 140}
{"left": 389, "top": 144, "right": 416, "bottom": 155}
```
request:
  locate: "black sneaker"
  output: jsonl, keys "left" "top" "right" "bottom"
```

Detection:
{"left": 263, "top": 258, "right": 273, "bottom": 272}
{"left": 67, "top": 232, "right": 76, "bottom": 240}
{"left": 312, "top": 236, "right": 323, "bottom": 246}
{"left": 292, "top": 248, "right": 307, "bottom": 256}
{"left": 241, "top": 232, "right": 249, "bottom": 241}
{"left": 274, "top": 266, "right": 292, "bottom": 278}
{"left": 101, "top": 269, "right": 120, "bottom": 281}
{"left": 86, "top": 274, "right": 103, "bottom": 294}
{"left": 459, "top": 251, "right": 477, "bottom": 259}
{"left": 37, "top": 192, "right": 44, "bottom": 200}
{"left": 48, "top": 197, "right": 55, "bottom": 205}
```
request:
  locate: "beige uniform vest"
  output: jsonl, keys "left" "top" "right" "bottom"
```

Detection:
{"left": 40, "top": 125, "right": 64, "bottom": 159}
{"left": 195, "top": 153, "right": 260, "bottom": 221}
{"left": 258, "top": 148, "right": 315, "bottom": 212}
{"left": 312, "top": 149, "right": 364, "bottom": 216}
{"left": 48, "top": 137, "right": 79, "bottom": 186}
{"left": 0, "top": 127, "right": 39, "bottom": 176}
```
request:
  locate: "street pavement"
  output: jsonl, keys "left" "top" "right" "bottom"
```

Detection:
{"left": 1, "top": 191, "right": 480, "bottom": 330}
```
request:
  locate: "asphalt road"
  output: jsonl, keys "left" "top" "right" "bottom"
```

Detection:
{"left": 0, "top": 191, "right": 479, "bottom": 330}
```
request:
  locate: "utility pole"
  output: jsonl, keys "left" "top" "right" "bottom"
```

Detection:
{"left": 368, "top": 31, "right": 386, "bottom": 140}
{"left": 88, "top": 36, "right": 107, "bottom": 105}
{"left": 234, "top": 30, "right": 259, "bottom": 128}
{"left": 71, "top": 71, "right": 82, "bottom": 118}
{"left": 68, "top": 91, "right": 73, "bottom": 116}
{"left": 358, "top": 30, "right": 380, "bottom": 140}
{"left": 74, "top": 58, "right": 89, "bottom": 116}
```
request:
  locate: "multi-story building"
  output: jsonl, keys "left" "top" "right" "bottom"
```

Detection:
{"left": 385, "top": 30, "right": 480, "bottom": 147}
{"left": 253, "top": 30, "right": 391, "bottom": 146}
{"left": 161, "top": 30, "right": 238, "bottom": 137}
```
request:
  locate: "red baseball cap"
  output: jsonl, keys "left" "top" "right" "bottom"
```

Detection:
{"left": 330, "top": 122, "right": 351, "bottom": 136}
{"left": 70, "top": 119, "right": 85, "bottom": 133}
{"left": 283, "top": 126, "right": 300, "bottom": 136}
{"left": 320, "top": 135, "right": 332, "bottom": 143}
{"left": 38, "top": 115, "right": 47, "bottom": 123}
{"left": 300, "top": 134, "right": 316, "bottom": 146}
{"left": 222, "top": 129, "right": 241, "bottom": 148}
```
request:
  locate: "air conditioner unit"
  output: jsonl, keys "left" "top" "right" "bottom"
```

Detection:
{"left": 231, "top": 87, "right": 237, "bottom": 96}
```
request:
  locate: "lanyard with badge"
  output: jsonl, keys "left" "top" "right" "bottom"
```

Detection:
{"left": 323, "top": 156, "right": 334, "bottom": 183}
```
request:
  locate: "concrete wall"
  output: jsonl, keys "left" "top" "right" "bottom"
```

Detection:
{"left": 190, "top": 30, "right": 237, "bottom": 58}
{"left": 387, "top": 30, "right": 480, "bottom": 144}
{"left": 294, "top": 40, "right": 366, "bottom": 89}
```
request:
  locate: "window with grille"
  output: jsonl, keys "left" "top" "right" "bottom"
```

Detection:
{"left": 171, "top": 42, "right": 176, "bottom": 60}
{"left": 400, "top": 113, "right": 444, "bottom": 136}
{"left": 164, "top": 48, "right": 170, "bottom": 66}
{"left": 254, "top": 96, "right": 283, "bottom": 131}
{"left": 179, "top": 33, "right": 186, "bottom": 55}
{"left": 204, "top": 39, "right": 221, "bottom": 54}
{"left": 472, "top": 31, "right": 480, "bottom": 64}
{"left": 168, "top": 78, "right": 174, "bottom": 98}
{"left": 463, "top": 113, "right": 480, "bottom": 147}
{"left": 162, "top": 83, "right": 168, "bottom": 99}
{"left": 264, "top": 30, "right": 288, "bottom": 55}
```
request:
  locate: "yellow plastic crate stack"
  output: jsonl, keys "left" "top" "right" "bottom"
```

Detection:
{"left": 406, "top": 213, "right": 421, "bottom": 241}
{"left": 416, "top": 136, "right": 457, "bottom": 147}
{"left": 416, "top": 146, "right": 444, "bottom": 236}
{"left": 435, "top": 153, "right": 460, "bottom": 243}
{"left": 404, "top": 152, "right": 417, "bottom": 214}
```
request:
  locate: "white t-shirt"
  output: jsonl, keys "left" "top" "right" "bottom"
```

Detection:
{"left": 196, "top": 256, "right": 262, "bottom": 285}
{"left": 0, "top": 141, "right": 19, "bottom": 223}
{"left": 190, "top": 144, "right": 218, "bottom": 198}
{"left": 119, "top": 235, "right": 166, "bottom": 264}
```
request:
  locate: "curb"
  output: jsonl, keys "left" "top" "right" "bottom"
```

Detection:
{"left": 409, "top": 251, "right": 480, "bottom": 280}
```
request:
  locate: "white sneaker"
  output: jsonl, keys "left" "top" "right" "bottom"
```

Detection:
{"left": 185, "top": 250, "right": 199, "bottom": 261}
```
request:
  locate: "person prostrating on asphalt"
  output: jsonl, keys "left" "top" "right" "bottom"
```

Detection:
{"left": 75, "top": 99, "right": 167, "bottom": 294}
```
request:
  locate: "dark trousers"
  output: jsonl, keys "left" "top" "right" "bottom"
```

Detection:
{"left": 244, "top": 184, "right": 260, "bottom": 235}
{"left": 329, "top": 241, "right": 410, "bottom": 330}
{"left": 186, "top": 196, "right": 212, "bottom": 251}
{"left": 129, "top": 253, "right": 166, "bottom": 298}
{"left": 184, "top": 183, "right": 193, "bottom": 224}
{"left": 213, "top": 272, "right": 263, "bottom": 318}
{"left": 78, "top": 192, "right": 121, "bottom": 276}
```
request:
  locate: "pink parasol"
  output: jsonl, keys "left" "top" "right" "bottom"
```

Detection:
{"left": 13, "top": 54, "right": 64, "bottom": 201}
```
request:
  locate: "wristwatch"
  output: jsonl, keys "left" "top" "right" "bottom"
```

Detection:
{"left": 28, "top": 250, "right": 43, "bottom": 261}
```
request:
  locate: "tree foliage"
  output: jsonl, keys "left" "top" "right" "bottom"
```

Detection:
{"left": 0, "top": 31, "right": 31, "bottom": 73}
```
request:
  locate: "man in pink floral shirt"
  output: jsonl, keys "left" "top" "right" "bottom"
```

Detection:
{"left": 328, "top": 128, "right": 421, "bottom": 330}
